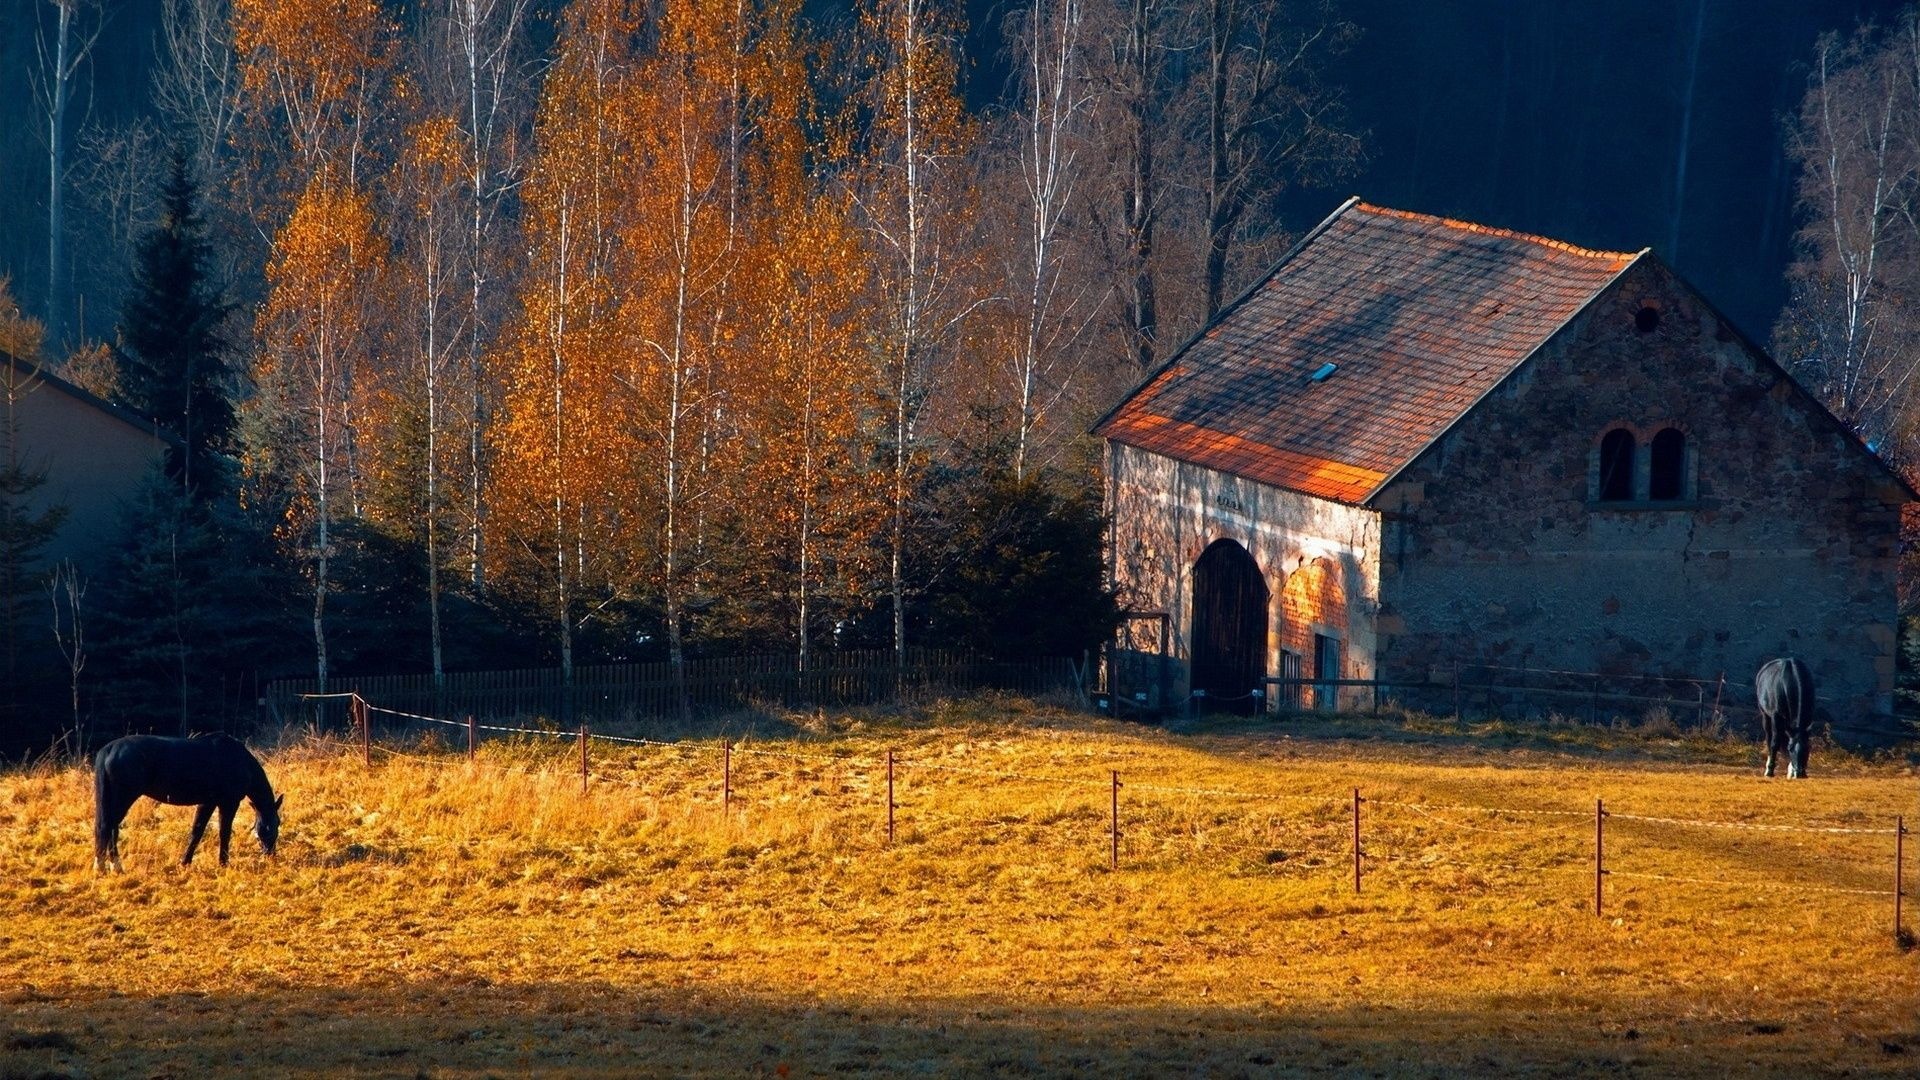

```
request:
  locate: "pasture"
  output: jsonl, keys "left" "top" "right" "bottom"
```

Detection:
{"left": 2, "top": 700, "right": 1916, "bottom": 1078}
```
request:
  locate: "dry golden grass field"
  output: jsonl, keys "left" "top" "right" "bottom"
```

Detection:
{"left": 2, "top": 699, "right": 1917, "bottom": 1078}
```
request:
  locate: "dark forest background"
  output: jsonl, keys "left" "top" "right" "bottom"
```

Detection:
{"left": 1, "top": 0, "right": 1906, "bottom": 347}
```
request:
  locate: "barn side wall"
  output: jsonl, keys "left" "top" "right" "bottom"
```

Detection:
{"left": 1373, "top": 258, "right": 1907, "bottom": 741}
{"left": 1106, "top": 442, "right": 1381, "bottom": 711}
{"left": 13, "top": 376, "right": 169, "bottom": 573}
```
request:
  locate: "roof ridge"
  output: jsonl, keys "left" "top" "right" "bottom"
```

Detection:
{"left": 2, "top": 349, "right": 184, "bottom": 448}
{"left": 1351, "top": 201, "right": 1640, "bottom": 263}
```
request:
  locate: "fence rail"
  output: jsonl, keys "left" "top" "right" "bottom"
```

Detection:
{"left": 316, "top": 688, "right": 1915, "bottom": 951}
{"left": 266, "top": 650, "right": 1078, "bottom": 729}
{"left": 1253, "top": 668, "right": 1751, "bottom": 727}
{"left": 1256, "top": 668, "right": 1920, "bottom": 741}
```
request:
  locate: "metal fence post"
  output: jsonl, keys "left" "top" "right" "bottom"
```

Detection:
{"left": 723, "top": 745, "right": 732, "bottom": 815}
{"left": 1110, "top": 771, "right": 1121, "bottom": 870}
{"left": 1452, "top": 670, "right": 1461, "bottom": 720}
{"left": 1595, "top": 799, "right": 1607, "bottom": 917}
{"left": 579, "top": 724, "right": 588, "bottom": 795}
{"left": 1352, "top": 788, "right": 1363, "bottom": 894}
{"left": 1897, "top": 816, "right": 1906, "bottom": 946}
{"left": 886, "top": 749, "right": 896, "bottom": 845}
{"left": 467, "top": 714, "right": 476, "bottom": 759}
{"left": 357, "top": 695, "right": 369, "bottom": 768}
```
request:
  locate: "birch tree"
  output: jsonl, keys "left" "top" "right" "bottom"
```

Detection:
{"left": 737, "top": 203, "right": 887, "bottom": 669}
{"left": 850, "top": 0, "right": 977, "bottom": 669}
{"left": 617, "top": 0, "right": 748, "bottom": 715}
{"left": 31, "top": 0, "right": 104, "bottom": 349}
{"left": 422, "top": 0, "right": 533, "bottom": 591}
{"left": 1083, "top": 0, "right": 1171, "bottom": 377}
{"left": 154, "top": 0, "right": 241, "bottom": 186}
{"left": 1195, "top": 0, "right": 1357, "bottom": 319}
{"left": 47, "top": 559, "right": 86, "bottom": 752}
{"left": 490, "top": 0, "right": 634, "bottom": 696}
{"left": 375, "top": 116, "right": 468, "bottom": 688}
{"left": 1778, "top": 17, "right": 1920, "bottom": 461}
{"left": 235, "top": 0, "right": 395, "bottom": 695}
{"left": 250, "top": 180, "right": 387, "bottom": 697}
{"left": 998, "top": 0, "right": 1102, "bottom": 478}
{"left": 707, "top": 1, "right": 885, "bottom": 668}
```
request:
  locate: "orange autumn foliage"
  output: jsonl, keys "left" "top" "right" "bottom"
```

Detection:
{"left": 487, "top": 0, "right": 889, "bottom": 664}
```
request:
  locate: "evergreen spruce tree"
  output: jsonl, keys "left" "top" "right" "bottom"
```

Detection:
{"left": 92, "top": 466, "right": 299, "bottom": 737}
{"left": 119, "top": 152, "right": 234, "bottom": 497}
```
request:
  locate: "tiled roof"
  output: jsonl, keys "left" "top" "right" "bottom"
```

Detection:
{"left": 1094, "top": 199, "right": 1641, "bottom": 504}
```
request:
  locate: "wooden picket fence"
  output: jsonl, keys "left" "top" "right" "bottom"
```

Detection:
{"left": 264, "top": 649, "right": 1079, "bottom": 729}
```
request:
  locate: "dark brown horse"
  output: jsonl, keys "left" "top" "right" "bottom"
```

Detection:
{"left": 93, "top": 734, "right": 282, "bottom": 872}
{"left": 1755, "top": 657, "right": 1815, "bottom": 779}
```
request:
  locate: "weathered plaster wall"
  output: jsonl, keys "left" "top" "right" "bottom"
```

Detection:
{"left": 1107, "top": 442, "right": 1381, "bottom": 710}
{"left": 1373, "top": 258, "right": 1906, "bottom": 738}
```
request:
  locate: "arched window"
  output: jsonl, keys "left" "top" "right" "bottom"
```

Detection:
{"left": 1649, "top": 428, "right": 1686, "bottom": 500}
{"left": 1598, "top": 428, "right": 1636, "bottom": 501}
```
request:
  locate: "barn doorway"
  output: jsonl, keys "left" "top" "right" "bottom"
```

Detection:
{"left": 1190, "top": 539, "right": 1270, "bottom": 714}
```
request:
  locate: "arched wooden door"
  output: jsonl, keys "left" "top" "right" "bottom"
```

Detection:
{"left": 1190, "top": 539, "right": 1270, "bottom": 714}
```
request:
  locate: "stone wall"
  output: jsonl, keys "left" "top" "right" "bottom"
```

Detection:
{"left": 1372, "top": 257, "right": 1907, "bottom": 739}
{"left": 1106, "top": 442, "right": 1381, "bottom": 711}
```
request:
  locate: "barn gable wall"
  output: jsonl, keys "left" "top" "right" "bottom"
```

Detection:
{"left": 13, "top": 374, "right": 170, "bottom": 573}
{"left": 1107, "top": 441, "right": 1381, "bottom": 710}
{"left": 1372, "top": 258, "right": 1906, "bottom": 738}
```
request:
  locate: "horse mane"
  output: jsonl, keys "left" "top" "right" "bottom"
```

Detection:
{"left": 208, "top": 734, "right": 277, "bottom": 818}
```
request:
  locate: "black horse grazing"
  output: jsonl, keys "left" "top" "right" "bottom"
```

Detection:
{"left": 1755, "top": 657, "right": 1816, "bottom": 779}
{"left": 93, "top": 733, "right": 283, "bottom": 872}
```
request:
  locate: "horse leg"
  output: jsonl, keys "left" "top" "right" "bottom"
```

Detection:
{"left": 93, "top": 776, "right": 112, "bottom": 873}
{"left": 94, "top": 805, "right": 115, "bottom": 874}
{"left": 217, "top": 803, "right": 237, "bottom": 867}
{"left": 107, "top": 801, "right": 127, "bottom": 873}
{"left": 1762, "top": 716, "right": 1778, "bottom": 778}
{"left": 96, "top": 793, "right": 134, "bottom": 873}
{"left": 183, "top": 804, "right": 215, "bottom": 865}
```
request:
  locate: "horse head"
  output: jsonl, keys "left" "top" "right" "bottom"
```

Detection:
{"left": 253, "top": 792, "right": 284, "bottom": 856}
{"left": 1787, "top": 729, "right": 1809, "bottom": 780}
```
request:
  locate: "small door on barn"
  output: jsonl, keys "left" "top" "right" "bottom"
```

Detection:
{"left": 1280, "top": 650, "right": 1303, "bottom": 710}
{"left": 1313, "top": 633, "right": 1342, "bottom": 711}
{"left": 1190, "top": 539, "right": 1270, "bottom": 714}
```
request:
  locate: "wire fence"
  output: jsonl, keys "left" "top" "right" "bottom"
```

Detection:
{"left": 269, "top": 650, "right": 1080, "bottom": 730}
{"left": 314, "top": 691, "right": 1914, "bottom": 950}
{"left": 1105, "top": 659, "right": 1904, "bottom": 746}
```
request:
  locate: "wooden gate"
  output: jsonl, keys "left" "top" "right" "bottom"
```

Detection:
{"left": 1190, "top": 539, "right": 1270, "bottom": 714}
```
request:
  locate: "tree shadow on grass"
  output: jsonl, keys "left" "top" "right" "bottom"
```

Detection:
{"left": 3, "top": 981, "right": 1914, "bottom": 1079}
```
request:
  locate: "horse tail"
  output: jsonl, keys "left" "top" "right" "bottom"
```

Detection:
{"left": 1790, "top": 657, "right": 1816, "bottom": 732}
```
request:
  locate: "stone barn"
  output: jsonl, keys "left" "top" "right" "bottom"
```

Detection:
{"left": 1093, "top": 199, "right": 1911, "bottom": 738}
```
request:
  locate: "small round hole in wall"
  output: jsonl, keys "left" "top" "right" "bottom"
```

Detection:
{"left": 1635, "top": 305, "right": 1661, "bottom": 333}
